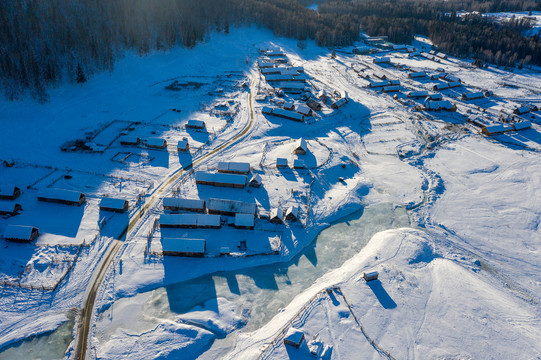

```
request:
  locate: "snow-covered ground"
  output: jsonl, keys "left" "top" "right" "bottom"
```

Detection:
{"left": 484, "top": 11, "right": 541, "bottom": 37}
{"left": 0, "top": 24, "right": 540, "bottom": 360}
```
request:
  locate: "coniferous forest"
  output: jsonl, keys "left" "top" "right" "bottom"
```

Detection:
{"left": 0, "top": 0, "right": 539, "bottom": 101}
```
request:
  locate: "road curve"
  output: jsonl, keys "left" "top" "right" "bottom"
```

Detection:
{"left": 74, "top": 75, "right": 257, "bottom": 359}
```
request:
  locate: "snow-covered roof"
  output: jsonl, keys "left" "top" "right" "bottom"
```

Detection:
{"left": 270, "top": 208, "right": 283, "bottom": 220}
{"left": 271, "top": 108, "right": 305, "bottom": 121}
{"left": 147, "top": 137, "right": 166, "bottom": 147}
{"left": 433, "top": 83, "right": 449, "bottom": 90}
{"left": 0, "top": 186, "right": 18, "bottom": 197}
{"left": 293, "top": 159, "right": 306, "bottom": 168}
{"left": 296, "top": 104, "right": 312, "bottom": 116}
{"left": 286, "top": 205, "right": 299, "bottom": 219}
{"left": 409, "top": 71, "right": 426, "bottom": 78}
{"left": 207, "top": 198, "right": 257, "bottom": 215}
{"left": 332, "top": 98, "right": 348, "bottom": 108}
{"left": 177, "top": 139, "right": 189, "bottom": 149}
{"left": 162, "top": 238, "right": 205, "bottom": 254}
{"left": 160, "top": 214, "right": 220, "bottom": 227}
{"left": 119, "top": 135, "right": 140, "bottom": 144}
{"left": 373, "top": 57, "right": 391, "bottom": 63}
{"left": 448, "top": 81, "right": 462, "bottom": 88}
{"left": 407, "top": 90, "right": 429, "bottom": 98}
{"left": 429, "top": 93, "right": 443, "bottom": 100}
{"left": 383, "top": 85, "right": 400, "bottom": 92}
{"left": 0, "top": 202, "right": 19, "bottom": 213}
{"left": 514, "top": 121, "right": 532, "bottom": 130}
{"left": 100, "top": 197, "right": 128, "bottom": 210}
{"left": 187, "top": 119, "right": 206, "bottom": 128}
{"left": 276, "top": 158, "right": 288, "bottom": 167}
{"left": 295, "top": 138, "right": 307, "bottom": 151}
{"left": 38, "top": 188, "right": 84, "bottom": 203}
{"left": 425, "top": 100, "right": 454, "bottom": 110}
{"left": 4, "top": 225, "right": 37, "bottom": 241}
{"left": 195, "top": 172, "right": 247, "bottom": 187}
{"left": 163, "top": 197, "right": 205, "bottom": 211}
{"left": 284, "top": 327, "right": 304, "bottom": 346}
{"left": 369, "top": 80, "right": 389, "bottom": 88}
{"left": 462, "top": 92, "right": 484, "bottom": 100}
{"left": 515, "top": 106, "right": 530, "bottom": 114}
{"left": 235, "top": 213, "right": 255, "bottom": 228}
{"left": 250, "top": 173, "right": 263, "bottom": 185}
{"left": 218, "top": 162, "right": 250, "bottom": 174}
{"left": 273, "top": 82, "right": 305, "bottom": 90}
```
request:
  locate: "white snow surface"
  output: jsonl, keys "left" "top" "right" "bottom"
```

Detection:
{"left": 0, "top": 24, "right": 540, "bottom": 360}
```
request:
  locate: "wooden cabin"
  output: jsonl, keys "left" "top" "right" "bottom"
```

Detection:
{"left": 269, "top": 208, "right": 283, "bottom": 224}
{"left": 38, "top": 188, "right": 86, "bottom": 206}
{"left": 0, "top": 202, "right": 22, "bottom": 216}
{"left": 293, "top": 138, "right": 308, "bottom": 155}
{"left": 99, "top": 197, "right": 129, "bottom": 213}
{"left": 162, "top": 238, "right": 206, "bottom": 257}
{"left": 0, "top": 186, "right": 21, "bottom": 200}
{"left": 3, "top": 225, "right": 39, "bottom": 243}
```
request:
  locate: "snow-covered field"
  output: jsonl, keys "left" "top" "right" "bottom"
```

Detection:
{"left": 0, "top": 25, "right": 540, "bottom": 359}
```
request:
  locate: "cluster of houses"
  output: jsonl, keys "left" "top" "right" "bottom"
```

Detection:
{"left": 468, "top": 115, "right": 532, "bottom": 135}
{"left": 275, "top": 138, "right": 309, "bottom": 170}
{"left": 119, "top": 133, "right": 196, "bottom": 153}
{"left": 1, "top": 185, "right": 129, "bottom": 243}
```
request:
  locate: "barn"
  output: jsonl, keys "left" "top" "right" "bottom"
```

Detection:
{"left": 163, "top": 198, "right": 205, "bottom": 212}
{"left": 285, "top": 206, "right": 299, "bottom": 222}
{"left": 270, "top": 208, "right": 284, "bottom": 224}
{"left": 186, "top": 120, "right": 206, "bottom": 130}
{"left": 462, "top": 92, "right": 485, "bottom": 100}
{"left": 407, "top": 91, "right": 429, "bottom": 98}
{"left": 3, "top": 225, "right": 39, "bottom": 243}
{"left": 162, "top": 238, "right": 206, "bottom": 257}
{"left": 0, "top": 202, "right": 22, "bottom": 216}
{"left": 99, "top": 197, "right": 129, "bottom": 213}
{"left": 38, "top": 188, "right": 86, "bottom": 206}
{"left": 207, "top": 198, "right": 257, "bottom": 216}
{"left": 424, "top": 100, "right": 456, "bottom": 111}
{"left": 0, "top": 186, "right": 21, "bottom": 200}
{"left": 293, "top": 138, "right": 308, "bottom": 155}
{"left": 177, "top": 139, "right": 189, "bottom": 152}
{"left": 270, "top": 108, "right": 305, "bottom": 122}
{"left": 195, "top": 172, "right": 247, "bottom": 188}
{"left": 159, "top": 214, "right": 221, "bottom": 229}
{"left": 409, "top": 71, "right": 426, "bottom": 79}
{"left": 147, "top": 137, "right": 167, "bottom": 149}
{"left": 119, "top": 136, "right": 140, "bottom": 146}
{"left": 234, "top": 213, "right": 255, "bottom": 229}
{"left": 218, "top": 162, "right": 251, "bottom": 174}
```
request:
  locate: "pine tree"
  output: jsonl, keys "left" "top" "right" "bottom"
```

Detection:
{"left": 76, "top": 62, "right": 87, "bottom": 84}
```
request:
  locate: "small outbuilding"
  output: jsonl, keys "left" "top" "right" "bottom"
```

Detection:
{"left": 276, "top": 158, "right": 288, "bottom": 168}
{"left": 186, "top": 119, "right": 206, "bottom": 130}
{"left": 38, "top": 188, "right": 86, "bottom": 206}
{"left": 363, "top": 271, "right": 379, "bottom": 281}
{"left": 293, "top": 138, "right": 308, "bottom": 155}
{"left": 3, "top": 225, "right": 39, "bottom": 242}
{"left": 177, "top": 138, "right": 189, "bottom": 152}
{"left": 284, "top": 328, "right": 305, "bottom": 348}
{"left": 331, "top": 98, "right": 347, "bottom": 109}
{"left": 269, "top": 208, "right": 283, "bottom": 224}
{"left": 285, "top": 206, "right": 299, "bottom": 222}
{"left": 0, "top": 186, "right": 21, "bottom": 200}
{"left": 234, "top": 213, "right": 255, "bottom": 229}
{"left": 462, "top": 92, "right": 484, "bottom": 100}
{"left": 373, "top": 57, "right": 391, "bottom": 64}
{"left": 99, "top": 197, "right": 129, "bottom": 213}
{"left": 0, "top": 202, "right": 22, "bottom": 216}
{"left": 514, "top": 106, "right": 530, "bottom": 115}
{"left": 293, "top": 159, "right": 306, "bottom": 169}
{"left": 407, "top": 91, "right": 429, "bottom": 98}
{"left": 147, "top": 137, "right": 167, "bottom": 149}
{"left": 249, "top": 174, "right": 263, "bottom": 188}
{"left": 162, "top": 238, "right": 206, "bottom": 257}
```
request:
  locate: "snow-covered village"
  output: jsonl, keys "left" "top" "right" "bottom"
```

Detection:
{"left": 0, "top": 1, "right": 540, "bottom": 359}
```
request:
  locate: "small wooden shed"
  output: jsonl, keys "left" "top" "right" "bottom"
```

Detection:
{"left": 99, "top": 197, "right": 129, "bottom": 213}
{"left": 0, "top": 202, "right": 22, "bottom": 216}
{"left": 0, "top": 186, "right": 21, "bottom": 200}
{"left": 284, "top": 328, "right": 304, "bottom": 348}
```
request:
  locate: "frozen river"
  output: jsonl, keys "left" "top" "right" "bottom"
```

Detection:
{"left": 1, "top": 203, "right": 409, "bottom": 359}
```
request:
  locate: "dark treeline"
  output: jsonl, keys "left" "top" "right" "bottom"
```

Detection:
{"left": 0, "top": 0, "right": 357, "bottom": 101}
{"left": 319, "top": 0, "right": 541, "bottom": 68}
{"left": 0, "top": 0, "right": 539, "bottom": 101}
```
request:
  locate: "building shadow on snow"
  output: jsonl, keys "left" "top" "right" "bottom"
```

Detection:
{"left": 367, "top": 280, "right": 397, "bottom": 309}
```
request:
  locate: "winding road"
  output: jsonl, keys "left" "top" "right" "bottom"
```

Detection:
{"left": 74, "top": 74, "right": 258, "bottom": 360}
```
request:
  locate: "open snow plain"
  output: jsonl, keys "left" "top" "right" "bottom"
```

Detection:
{"left": 0, "top": 27, "right": 540, "bottom": 359}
